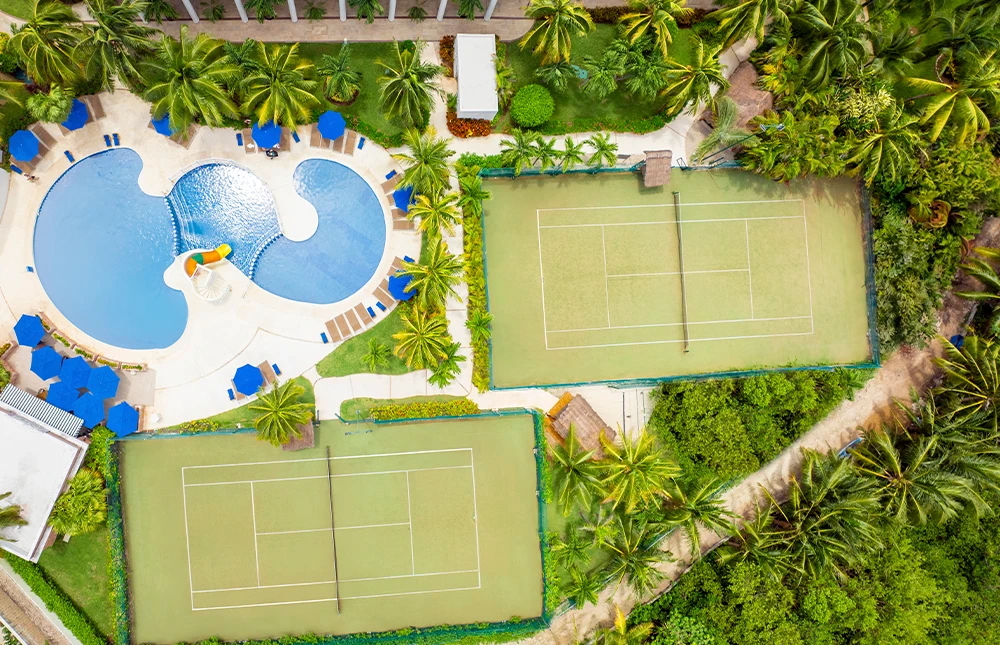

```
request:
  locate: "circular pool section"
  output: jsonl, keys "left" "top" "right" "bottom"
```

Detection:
{"left": 33, "top": 150, "right": 388, "bottom": 350}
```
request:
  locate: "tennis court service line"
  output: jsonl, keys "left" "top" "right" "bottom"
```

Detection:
{"left": 183, "top": 465, "right": 472, "bottom": 488}
{"left": 548, "top": 315, "right": 812, "bottom": 334}
{"left": 193, "top": 569, "right": 483, "bottom": 594}
{"left": 537, "top": 198, "right": 804, "bottom": 213}
{"left": 181, "top": 447, "right": 472, "bottom": 472}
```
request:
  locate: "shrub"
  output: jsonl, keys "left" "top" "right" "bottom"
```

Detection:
{"left": 440, "top": 35, "right": 455, "bottom": 75}
{"left": 48, "top": 468, "right": 107, "bottom": 536}
{"left": 586, "top": 5, "right": 627, "bottom": 23}
{"left": 369, "top": 398, "right": 480, "bottom": 421}
{"left": 0, "top": 364, "right": 9, "bottom": 391}
{"left": 510, "top": 85, "right": 554, "bottom": 128}
{"left": 178, "top": 418, "right": 221, "bottom": 433}
{"left": 446, "top": 112, "right": 493, "bottom": 138}
{"left": 0, "top": 33, "right": 20, "bottom": 75}
{"left": 83, "top": 427, "right": 115, "bottom": 478}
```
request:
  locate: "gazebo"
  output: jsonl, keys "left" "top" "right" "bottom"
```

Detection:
{"left": 546, "top": 393, "right": 617, "bottom": 458}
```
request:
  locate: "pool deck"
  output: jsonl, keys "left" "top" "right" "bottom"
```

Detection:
{"left": 0, "top": 91, "right": 418, "bottom": 428}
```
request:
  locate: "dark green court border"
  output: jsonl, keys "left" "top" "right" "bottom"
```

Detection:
{"left": 478, "top": 165, "right": 881, "bottom": 392}
{"left": 106, "top": 409, "right": 556, "bottom": 645}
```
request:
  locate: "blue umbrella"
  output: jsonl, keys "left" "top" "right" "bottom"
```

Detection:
{"left": 251, "top": 121, "right": 280, "bottom": 149}
{"left": 61, "top": 99, "right": 89, "bottom": 131}
{"left": 151, "top": 114, "right": 174, "bottom": 136}
{"left": 30, "top": 346, "right": 63, "bottom": 380}
{"left": 233, "top": 364, "right": 264, "bottom": 396}
{"left": 13, "top": 314, "right": 45, "bottom": 347}
{"left": 9, "top": 130, "right": 39, "bottom": 162}
{"left": 59, "top": 356, "right": 93, "bottom": 389}
{"left": 317, "top": 110, "right": 346, "bottom": 140}
{"left": 72, "top": 392, "right": 105, "bottom": 429}
{"left": 46, "top": 381, "right": 80, "bottom": 412}
{"left": 388, "top": 273, "right": 415, "bottom": 301}
{"left": 87, "top": 365, "right": 120, "bottom": 399}
{"left": 393, "top": 186, "right": 416, "bottom": 212}
{"left": 106, "top": 401, "right": 139, "bottom": 437}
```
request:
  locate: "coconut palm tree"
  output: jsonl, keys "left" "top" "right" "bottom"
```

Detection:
{"left": 709, "top": 0, "right": 795, "bottom": 47}
{"left": 241, "top": 42, "right": 320, "bottom": 129}
{"left": 905, "top": 50, "right": 1000, "bottom": 144}
{"left": 393, "top": 306, "right": 450, "bottom": 369}
{"left": 406, "top": 191, "right": 462, "bottom": 238}
{"left": 845, "top": 107, "right": 922, "bottom": 186}
{"left": 551, "top": 521, "right": 591, "bottom": 569}
{"left": 394, "top": 127, "right": 455, "bottom": 197}
{"left": 349, "top": 0, "right": 384, "bottom": 22}
{"left": 550, "top": 425, "right": 603, "bottom": 514}
{"left": 535, "top": 61, "right": 576, "bottom": 92}
{"left": 519, "top": 0, "right": 594, "bottom": 65}
{"left": 465, "top": 308, "right": 493, "bottom": 343}
{"left": 562, "top": 566, "right": 602, "bottom": 608}
{"left": 143, "top": 26, "right": 239, "bottom": 133}
{"left": 361, "top": 338, "right": 391, "bottom": 373}
{"left": 400, "top": 241, "right": 464, "bottom": 309}
{"left": 661, "top": 475, "right": 736, "bottom": 557}
{"left": 693, "top": 96, "right": 748, "bottom": 164}
{"left": 48, "top": 469, "right": 107, "bottom": 536}
{"left": 869, "top": 27, "right": 921, "bottom": 78}
{"left": 923, "top": 1, "right": 1000, "bottom": 62}
{"left": 26, "top": 85, "right": 73, "bottom": 123}
{"left": 250, "top": 380, "right": 313, "bottom": 447}
{"left": 533, "top": 136, "right": 560, "bottom": 171}
{"left": 377, "top": 40, "right": 444, "bottom": 128}
{"left": 601, "top": 516, "right": 672, "bottom": 596}
{"left": 76, "top": 0, "right": 156, "bottom": 92}
{"left": 581, "top": 51, "right": 624, "bottom": 99}
{"left": 223, "top": 38, "right": 258, "bottom": 75}
{"left": 0, "top": 492, "right": 27, "bottom": 542}
{"left": 717, "top": 510, "right": 795, "bottom": 579}
{"left": 428, "top": 342, "right": 465, "bottom": 387}
{"left": 458, "top": 0, "right": 482, "bottom": 18}
{"left": 586, "top": 132, "right": 619, "bottom": 168}
{"left": 659, "top": 38, "right": 729, "bottom": 117}
{"left": 9, "top": 0, "right": 84, "bottom": 87}
{"left": 791, "top": 0, "right": 869, "bottom": 88}
{"left": 244, "top": 0, "right": 281, "bottom": 21}
{"left": 618, "top": 0, "right": 693, "bottom": 59}
{"left": 500, "top": 129, "right": 540, "bottom": 175}
{"left": 600, "top": 428, "right": 679, "bottom": 513}
{"left": 624, "top": 53, "right": 669, "bottom": 100}
{"left": 935, "top": 335, "right": 1000, "bottom": 429}
{"left": 317, "top": 45, "right": 362, "bottom": 103}
{"left": 457, "top": 173, "right": 491, "bottom": 217}
{"left": 582, "top": 504, "right": 618, "bottom": 548}
{"left": 559, "top": 137, "right": 586, "bottom": 171}
{"left": 956, "top": 247, "right": 1000, "bottom": 334}
{"left": 598, "top": 605, "right": 654, "bottom": 645}
{"left": 143, "top": 0, "right": 178, "bottom": 22}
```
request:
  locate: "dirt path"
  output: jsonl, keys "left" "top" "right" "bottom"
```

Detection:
{"left": 0, "top": 565, "right": 74, "bottom": 645}
{"left": 533, "top": 218, "right": 1000, "bottom": 645}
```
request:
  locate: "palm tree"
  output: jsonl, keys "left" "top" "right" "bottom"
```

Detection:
{"left": 26, "top": 85, "right": 73, "bottom": 123}
{"left": 598, "top": 605, "right": 654, "bottom": 645}
{"left": 0, "top": 492, "right": 27, "bottom": 542}
{"left": 458, "top": 0, "right": 482, "bottom": 18}
{"left": 241, "top": 42, "right": 320, "bottom": 129}
{"left": 457, "top": 173, "right": 491, "bottom": 217}
{"left": 535, "top": 61, "right": 576, "bottom": 92}
{"left": 223, "top": 38, "right": 258, "bottom": 75}
{"left": 143, "top": 26, "right": 239, "bottom": 133}
{"left": 500, "top": 129, "right": 540, "bottom": 175}
{"left": 924, "top": 1, "right": 1000, "bottom": 62}
{"left": 624, "top": 53, "right": 669, "bottom": 100}
{"left": 406, "top": 191, "right": 462, "bottom": 238}
{"left": 956, "top": 248, "right": 1000, "bottom": 334}
{"left": 361, "top": 338, "right": 391, "bottom": 372}
{"left": 48, "top": 469, "right": 107, "bottom": 536}
{"left": 393, "top": 127, "right": 454, "bottom": 197}
{"left": 533, "top": 136, "right": 560, "bottom": 171}
{"left": 519, "top": 0, "right": 594, "bottom": 65}
{"left": 661, "top": 475, "right": 736, "bottom": 556}
{"left": 9, "top": 0, "right": 84, "bottom": 87}
{"left": 905, "top": 50, "right": 1000, "bottom": 144}
{"left": 845, "top": 107, "right": 922, "bottom": 186}
{"left": 349, "top": 0, "right": 384, "bottom": 23}
{"left": 392, "top": 306, "right": 450, "bottom": 369}
{"left": 250, "top": 380, "right": 313, "bottom": 447}
{"left": 428, "top": 342, "right": 465, "bottom": 387}
{"left": 582, "top": 504, "right": 618, "bottom": 548}
{"left": 465, "top": 308, "right": 493, "bottom": 343}
{"left": 717, "top": 511, "right": 795, "bottom": 579}
{"left": 549, "top": 425, "right": 603, "bottom": 514}
{"left": 377, "top": 40, "right": 444, "bottom": 128}
{"left": 551, "top": 522, "right": 591, "bottom": 569}
{"left": 586, "top": 132, "right": 619, "bottom": 168}
{"left": 600, "top": 428, "right": 679, "bottom": 513}
{"left": 562, "top": 566, "right": 602, "bottom": 608}
{"left": 143, "top": 0, "right": 178, "bottom": 22}
{"left": 935, "top": 335, "right": 1000, "bottom": 429}
{"left": 660, "top": 38, "right": 729, "bottom": 117}
{"left": 869, "top": 27, "right": 921, "bottom": 78}
{"left": 400, "top": 241, "right": 464, "bottom": 309}
{"left": 559, "top": 137, "right": 586, "bottom": 171}
{"left": 602, "top": 516, "right": 672, "bottom": 596}
{"left": 581, "top": 51, "right": 623, "bottom": 99}
{"left": 693, "top": 96, "right": 748, "bottom": 164}
{"left": 709, "top": 0, "right": 795, "bottom": 47}
{"left": 618, "top": 0, "right": 693, "bottom": 59}
{"left": 76, "top": 0, "right": 155, "bottom": 92}
{"left": 791, "top": 0, "right": 868, "bottom": 88}
{"left": 317, "top": 45, "right": 362, "bottom": 103}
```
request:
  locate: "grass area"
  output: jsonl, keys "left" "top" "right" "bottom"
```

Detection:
{"left": 339, "top": 394, "right": 464, "bottom": 420}
{"left": 0, "top": 0, "right": 32, "bottom": 20}
{"left": 296, "top": 42, "right": 405, "bottom": 145}
{"left": 160, "top": 376, "right": 315, "bottom": 432}
{"left": 502, "top": 25, "right": 696, "bottom": 133}
{"left": 36, "top": 528, "right": 114, "bottom": 639}
{"left": 316, "top": 307, "right": 410, "bottom": 378}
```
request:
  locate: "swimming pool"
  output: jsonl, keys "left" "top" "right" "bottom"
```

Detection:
{"left": 33, "top": 149, "right": 387, "bottom": 350}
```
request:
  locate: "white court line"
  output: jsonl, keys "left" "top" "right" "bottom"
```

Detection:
{"left": 538, "top": 215, "right": 804, "bottom": 228}
{"left": 607, "top": 268, "right": 749, "bottom": 278}
{"left": 406, "top": 472, "right": 415, "bottom": 575}
{"left": 536, "top": 209, "right": 551, "bottom": 350}
{"left": 801, "top": 202, "right": 816, "bottom": 333}
{"left": 745, "top": 220, "right": 754, "bottom": 319}
{"left": 548, "top": 330, "right": 815, "bottom": 350}
{"left": 548, "top": 315, "right": 812, "bottom": 334}
{"left": 193, "top": 569, "right": 480, "bottom": 594}
{"left": 601, "top": 226, "right": 611, "bottom": 327}
{"left": 182, "top": 448, "right": 472, "bottom": 472}
{"left": 184, "top": 465, "right": 471, "bottom": 488}
{"left": 192, "top": 585, "right": 483, "bottom": 612}
{"left": 255, "top": 522, "right": 411, "bottom": 536}
{"left": 250, "top": 483, "right": 260, "bottom": 586}
{"left": 537, "top": 199, "right": 804, "bottom": 213}
{"left": 470, "top": 451, "right": 482, "bottom": 589}
{"left": 181, "top": 469, "right": 195, "bottom": 611}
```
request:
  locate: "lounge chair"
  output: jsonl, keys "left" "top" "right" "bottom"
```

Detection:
{"left": 310, "top": 125, "right": 324, "bottom": 148}
{"left": 393, "top": 219, "right": 416, "bottom": 231}
{"left": 84, "top": 95, "right": 106, "bottom": 120}
{"left": 331, "top": 134, "right": 345, "bottom": 153}
{"left": 374, "top": 288, "right": 393, "bottom": 308}
{"left": 30, "top": 123, "right": 56, "bottom": 149}
{"left": 334, "top": 315, "right": 351, "bottom": 338}
{"left": 278, "top": 127, "right": 291, "bottom": 150}
{"left": 344, "top": 309, "right": 362, "bottom": 333}
{"left": 242, "top": 128, "right": 257, "bottom": 154}
{"left": 324, "top": 320, "right": 342, "bottom": 342}
{"left": 259, "top": 362, "right": 277, "bottom": 385}
{"left": 344, "top": 130, "right": 358, "bottom": 156}
{"left": 354, "top": 304, "right": 372, "bottom": 326}
{"left": 381, "top": 175, "right": 400, "bottom": 193}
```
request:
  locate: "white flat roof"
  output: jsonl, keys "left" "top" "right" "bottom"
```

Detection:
{"left": 0, "top": 398, "right": 87, "bottom": 562}
{"left": 456, "top": 34, "right": 499, "bottom": 114}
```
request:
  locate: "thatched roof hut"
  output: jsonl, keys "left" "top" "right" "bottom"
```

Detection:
{"left": 643, "top": 150, "right": 673, "bottom": 187}
{"left": 725, "top": 61, "right": 774, "bottom": 130}
{"left": 547, "top": 393, "right": 617, "bottom": 458}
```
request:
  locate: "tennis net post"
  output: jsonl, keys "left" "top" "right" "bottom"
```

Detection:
{"left": 325, "top": 446, "right": 343, "bottom": 614}
{"left": 672, "top": 191, "right": 691, "bottom": 353}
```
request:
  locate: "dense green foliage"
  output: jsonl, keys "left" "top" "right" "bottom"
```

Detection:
{"left": 48, "top": 468, "right": 107, "bottom": 536}
{"left": 369, "top": 398, "right": 480, "bottom": 421}
{"left": 510, "top": 84, "right": 555, "bottom": 127}
{"left": 37, "top": 529, "right": 113, "bottom": 638}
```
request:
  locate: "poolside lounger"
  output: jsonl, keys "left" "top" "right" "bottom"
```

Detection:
{"left": 231, "top": 383, "right": 246, "bottom": 401}
{"left": 334, "top": 315, "right": 351, "bottom": 338}
{"left": 325, "top": 320, "right": 343, "bottom": 342}
{"left": 391, "top": 257, "right": 405, "bottom": 271}
{"left": 381, "top": 175, "right": 399, "bottom": 193}
{"left": 321, "top": 332, "right": 329, "bottom": 343}
{"left": 104, "top": 134, "right": 112, "bottom": 147}
{"left": 355, "top": 304, "right": 372, "bottom": 326}
{"left": 279, "top": 128, "right": 291, "bottom": 150}
{"left": 273, "top": 364, "right": 282, "bottom": 375}
{"left": 171, "top": 127, "right": 195, "bottom": 149}
{"left": 84, "top": 95, "right": 106, "bottom": 119}
{"left": 242, "top": 128, "right": 257, "bottom": 154}
{"left": 345, "top": 309, "right": 362, "bottom": 333}
{"left": 376, "top": 301, "right": 387, "bottom": 312}
{"left": 331, "top": 134, "right": 345, "bottom": 153}
{"left": 367, "top": 306, "right": 376, "bottom": 319}
{"left": 391, "top": 208, "right": 407, "bottom": 220}
{"left": 393, "top": 219, "right": 416, "bottom": 231}
{"left": 259, "top": 362, "right": 277, "bottom": 385}
{"left": 374, "top": 288, "right": 393, "bottom": 308}
{"left": 30, "top": 124, "right": 57, "bottom": 149}
{"left": 64, "top": 151, "right": 75, "bottom": 162}
{"left": 237, "top": 132, "right": 243, "bottom": 146}
{"left": 309, "top": 125, "right": 324, "bottom": 148}
{"left": 344, "top": 131, "right": 358, "bottom": 156}
{"left": 113, "top": 133, "right": 120, "bottom": 146}
{"left": 228, "top": 388, "right": 235, "bottom": 401}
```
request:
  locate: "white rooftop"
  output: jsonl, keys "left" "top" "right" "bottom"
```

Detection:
{"left": 455, "top": 34, "right": 499, "bottom": 120}
{"left": 0, "top": 387, "right": 87, "bottom": 562}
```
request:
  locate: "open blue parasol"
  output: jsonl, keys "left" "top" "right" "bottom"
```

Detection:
{"left": 251, "top": 121, "right": 281, "bottom": 149}
{"left": 9, "top": 130, "right": 39, "bottom": 162}
{"left": 106, "top": 401, "right": 139, "bottom": 437}
{"left": 72, "top": 392, "right": 105, "bottom": 429}
{"left": 46, "top": 381, "right": 80, "bottom": 412}
{"left": 62, "top": 99, "right": 89, "bottom": 131}
{"left": 87, "top": 365, "right": 120, "bottom": 399}
{"left": 13, "top": 314, "right": 45, "bottom": 347}
{"left": 233, "top": 364, "right": 264, "bottom": 396}
{"left": 393, "top": 186, "right": 415, "bottom": 212}
{"left": 30, "top": 346, "right": 63, "bottom": 380}
{"left": 59, "top": 356, "right": 93, "bottom": 390}
{"left": 317, "top": 110, "right": 346, "bottom": 140}
{"left": 151, "top": 114, "right": 174, "bottom": 136}
{"left": 387, "top": 273, "right": 415, "bottom": 301}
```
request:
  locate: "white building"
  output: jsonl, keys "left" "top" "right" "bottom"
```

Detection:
{"left": 455, "top": 34, "right": 499, "bottom": 121}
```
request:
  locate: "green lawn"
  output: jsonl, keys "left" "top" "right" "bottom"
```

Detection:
{"left": 316, "top": 308, "right": 411, "bottom": 378}
{"left": 0, "top": 0, "right": 32, "bottom": 20}
{"left": 503, "top": 25, "right": 696, "bottom": 133}
{"left": 161, "top": 376, "right": 315, "bottom": 432}
{"left": 339, "top": 394, "right": 464, "bottom": 420}
{"left": 37, "top": 528, "right": 114, "bottom": 639}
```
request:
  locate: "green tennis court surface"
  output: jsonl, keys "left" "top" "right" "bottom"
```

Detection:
{"left": 483, "top": 170, "right": 874, "bottom": 388}
{"left": 120, "top": 415, "right": 543, "bottom": 643}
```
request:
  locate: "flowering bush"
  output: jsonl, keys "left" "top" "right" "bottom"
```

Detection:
{"left": 446, "top": 111, "right": 493, "bottom": 138}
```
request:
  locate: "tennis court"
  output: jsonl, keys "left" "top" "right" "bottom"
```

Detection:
{"left": 121, "top": 415, "right": 543, "bottom": 643}
{"left": 483, "top": 170, "right": 874, "bottom": 388}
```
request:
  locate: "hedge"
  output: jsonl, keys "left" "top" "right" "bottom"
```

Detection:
{"left": 510, "top": 85, "right": 554, "bottom": 128}
{"left": 1, "top": 553, "right": 105, "bottom": 645}
{"left": 369, "top": 398, "right": 480, "bottom": 421}
{"left": 531, "top": 113, "right": 669, "bottom": 136}
{"left": 102, "top": 438, "right": 131, "bottom": 645}
{"left": 455, "top": 162, "right": 491, "bottom": 392}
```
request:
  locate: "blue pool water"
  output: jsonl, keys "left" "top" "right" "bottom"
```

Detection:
{"left": 33, "top": 149, "right": 387, "bottom": 350}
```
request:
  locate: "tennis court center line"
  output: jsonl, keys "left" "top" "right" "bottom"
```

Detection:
{"left": 405, "top": 472, "right": 415, "bottom": 575}
{"left": 192, "top": 585, "right": 484, "bottom": 612}
{"left": 801, "top": 201, "right": 816, "bottom": 334}
{"left": 193, "top": 569, "right": 481, "bottom": 594}
{"left": 536, "top": 209, "right": 551, "bottom": 350}
{"left": 601, "top": 226, "right": 611, "bottom": 327}
{"left": 181, "top": 468, "right": 196, "bottom": 611}
{"left": 537, "top": 199, "right": 805, "bottom": 213}
{"left": 744, "top": 220, "right": 755, "bottom": 319}
{"left": 183, "top": 465, "right": 472, "bottom": 488}
{"left": 547, "top": 330, "right": 815, "bottom": 351}
{"left": 470, "top": 450, "right": 482, "bottom": 588}
{"left": 250, "top": 483, "right": 261, "bottom": 586}
{"left": 181, "top": 447, "right": 473, "bottom": 472}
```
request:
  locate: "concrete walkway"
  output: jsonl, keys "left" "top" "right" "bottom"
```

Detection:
{"left": 0, "top": 562, "right": 79, "bottom": 645}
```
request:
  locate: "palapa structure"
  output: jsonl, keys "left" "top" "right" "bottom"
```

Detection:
{"left": 724, "top": 61, "right": 774, "bottom": 130}
{"left": 546, "top": 393, "right": 617, "bottom": 458}
{"left": 643, "top": 150, "right": 673, "bottom": 188}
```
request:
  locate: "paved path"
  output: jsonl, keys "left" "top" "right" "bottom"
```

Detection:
{"left": 0, "top": 564, "right": 76, "bottom": 645}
